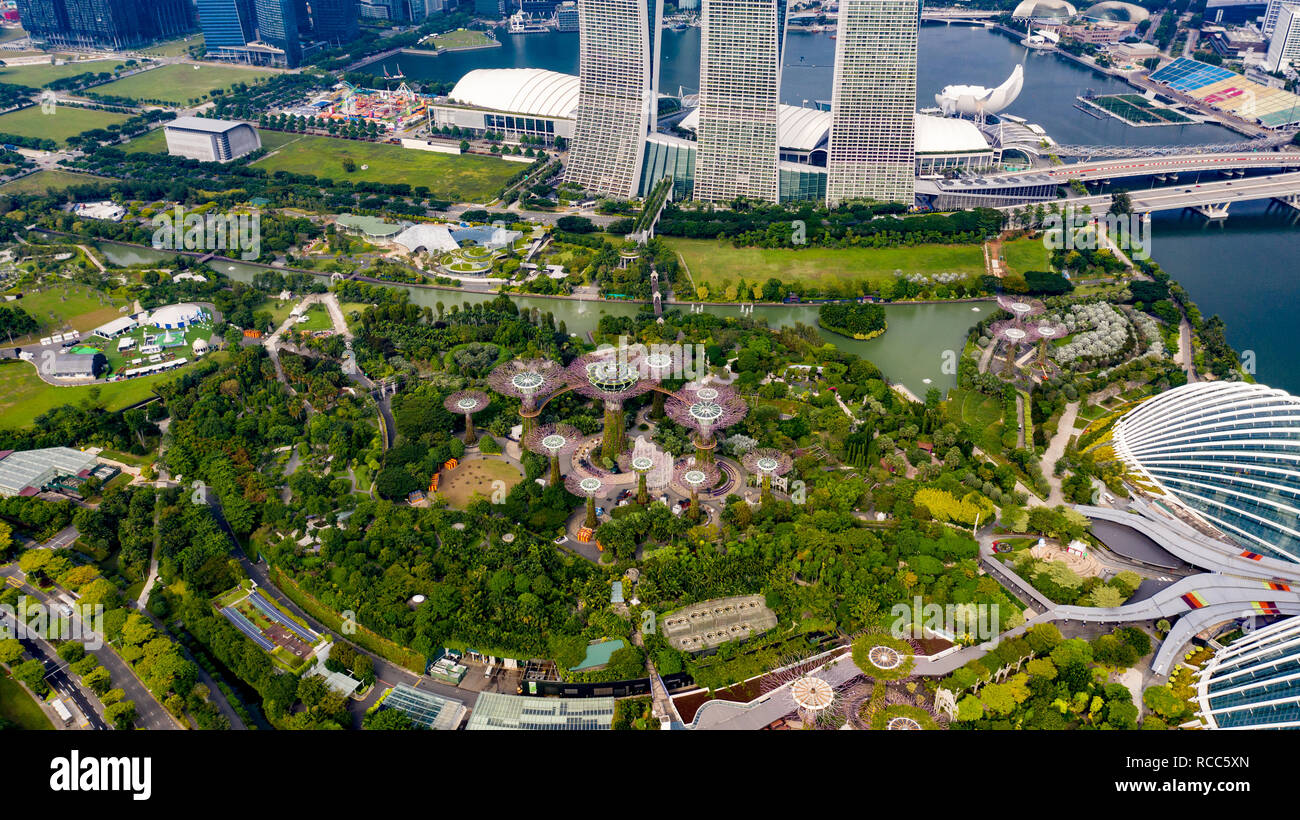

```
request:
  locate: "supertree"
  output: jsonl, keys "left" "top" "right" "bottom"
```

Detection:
{"left": 566, "top": 349, "right": 654, "bottom": 461}
{"left": 996, "top": 295, "right": 1045, "bottom": 321}
{"left": 664, "top": 384, "right": 748, "bottom": 464}
{"left": 742, "top": 448, "right": 793, "bottom": 503}
{"left": 673, "top": 459, "right": 720, "bottom": 522}
{"left": 524, "top": 423, "right": 583, "bottom": 486}
{"left": 990, "top": 319, "right": 1036, "bottom": 375}
{"left": 443, "top": 390, "right": 490, "bottom": 446}
{"left": 565, "top": 474, "right": 605, "bottom": 532}
{"left": 633, "top": 343, "right": 693, "bottom": 418}
{"left": 630, "top": 454, "right": 657, "bottom": 506}
{"left": 487, "top": 357, "right": 565, "bottom": 439}
{"left": 1030, "top": 319, "right": 1068, "bottom": 370}
{"left": 761, "top": 656, "right": 850, "bottom": 729}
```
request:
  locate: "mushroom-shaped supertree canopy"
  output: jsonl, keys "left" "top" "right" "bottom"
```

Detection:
{"left": 742, "top": 448, "right": 793, "bottom": 503}
{"left": 631, "top": 343, "right": 694, "bottom": 418}
{"left": 629, "top": 453, "right": 658, "bottom": 506}
{"left": 487, "top": 357, "right": 565, "bottom": 438}
{"left": 565, "top": 473, "right": 605, "bottom": 531}
{"left": 996, "top": 295, "right": 1045, "bottom": 321}
{"left": 1030, "top": 319, "right": 1068, "bottom": 368}
{"left": 665, "top": 383, "right": 748, "bottom": 464}
{"left": 673, "top": 459, "right": 721, "bottom": 522}
{"left": 443, "top": 390, "right": 490, "bottom": 446}
{"left": 524, "top": 422, "right": 584, "bottom": 486}
{"left": 566, "top": 349, "right": 655, "bottom": 460}
{"left": 990, "top": 319, "right": 1038, "bottom": 375}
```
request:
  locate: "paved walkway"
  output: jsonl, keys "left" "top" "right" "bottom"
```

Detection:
{"left": 1042, "top": 400, "right": 1080, "bottom": 505}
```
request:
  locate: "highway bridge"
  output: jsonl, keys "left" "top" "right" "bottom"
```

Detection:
{"left": 917, "top": 150, "right": 1300, "bottom": 210}
{"left": 1032, "top": 171, "right": 1300, "bottom": 217}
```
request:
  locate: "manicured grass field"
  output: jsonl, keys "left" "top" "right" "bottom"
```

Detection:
{"left": 138, "top": 34, "right": 204, "bottom": 58}
{"left": 0, "top": 57, "right": 122, "bottom": 89}
{"left": 428, "top": 29, "right": 497, "bottom": 50}
{"left": 2, "top": 284, "right": 126, "bottom": 345}
{"left": 0, "top": 673, "right": 54, "bottom": 730}
{"left": 292, "top": 304, "right": 334, "bottom": 332}
{"left": 251, "top": 133, "right": 518, "bottom": 201}
{"left": 90, "top": 63, "right": 275, "bottom": 105}
{"left": 666, "top": 238, "right": 985, "bottom": 296}
{"left": 0, "top": 104, "right": 131, "bottom": 146}
{"left": 124, "top": 125, "right": 300, "bottom": 155}
{"left": 0, "top": 169, "right": 113, "bottom": 195}
{"left": 946, "top": 387, "right": 1005, "bottom": 453}
{"left": 1001, "top": 237, "right": 1053, "bottom": 277}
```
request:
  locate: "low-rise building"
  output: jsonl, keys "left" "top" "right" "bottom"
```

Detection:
{"left": 164, "top": 117, "right": 262, "bottom": 163}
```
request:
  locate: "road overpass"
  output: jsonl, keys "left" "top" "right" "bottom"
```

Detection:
{"left": 1036, "top": 171, "right": 1300, "bottom": 217}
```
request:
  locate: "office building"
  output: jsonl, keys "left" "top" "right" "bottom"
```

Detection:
{"left": 1264, "top": 0, "right": 1299, "bottom": 35}
{"left": 197, "top": 0, "right": 258, "bottom": 49}
{"left": 18, "top": 0, "right": 195, "bottom": 49}
{"left": 565, "top": 0, "right": 664, "bottom": 197}
{"left": 555, "top": 0, "right": 578, "bottom": 30}
{"left": 1265, "top": 1, "right": 1300, "bottom": 71}
{"left": 301, "top": 0, "right": 360, "bottom": 43}
{"left": 694, "top": 0, "right": 788, "bottom": 203}
{"left": 826, "top": 0, "right": 919, "bottom": 206}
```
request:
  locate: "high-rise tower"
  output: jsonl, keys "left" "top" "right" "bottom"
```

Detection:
{"left": 693, "top": 0, "right": 788, "bottom": 203}
{"left": 826, "top": 0, "right": 919, "bottom": 207}
{"left": 565, "top": 0, "right": 664, "bottom": 198}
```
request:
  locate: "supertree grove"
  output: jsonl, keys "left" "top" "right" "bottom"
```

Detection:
{"left": 664, "top": 383, "right": 748, "bottom": 464}
{"left": 742, "top": 448, "right": 793, "bottom": 503}
{"left": 487, "top": 357, "right": 565, "bottom": 438}
{"left": 443, "top": 390, "right": 490, "bottom": 446}
{"left": 524, "top": 423, "right": 584, "bottom": 486}
{"left": 630, "top": 454, "right": 657, "bottom": 506}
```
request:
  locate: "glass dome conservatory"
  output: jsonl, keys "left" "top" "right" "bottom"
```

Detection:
{"left": 1112, "top": 382, "right": 1300, "bottom": 564}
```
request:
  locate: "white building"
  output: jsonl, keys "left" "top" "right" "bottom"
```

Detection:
{"left": 694, "top": 0, "right": 788, "bottom": 203}
{"left": 72, "top": 201, "right": 126, "bottom": 221}
{"left": 147, "top": 303, "right": 207, "bottom": 330}
{"left": 164, "top": 117, "right": 262, "bottom": 163}
{"left": 432, "top": 68, "right": 578, "bottom": 145}
{"left": 565, "top": 0, "right": 664, "bottom": 197}
{"left": 1264, "top": 0, "right": 1300, "bottom": 36}
{"left": 827, "top": 0, "right": 919, "bottom": 207}
{"left": 1265, "top": 2, "right": 1300, "bottom": 71}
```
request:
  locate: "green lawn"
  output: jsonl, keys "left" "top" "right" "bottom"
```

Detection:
{"left": 0, "top": 355, "right": 205, "bottom": 430}
{"left": 1001, "top": 237, "right": 1053, "bottom": 277}
{"left": 90, "top": 63, "right": 275, "bottom": 105}
{"left": 137, "top": 34, "right": 205, "bottom": 58}
{"left": 293, "top": 304, "right": 334, "bottom": 332}
{"left": 251, "top": 133, "right": 519, "bottom": 201}
{"left": 946, "top": 387, "right": 1005, "bottom": 453}
{"left": 0, "top": 105, "right": 131, "bottom": 146}
{"left": 124, "top": 125, "right": 300, "bottom": 155}
{"left": 1, "top": 284, "right": 127, "bottom": 345}
{"left": 0, "top": 57, "right": 123, "bottom": 89}
{"left": 0, "top": 673, "right": 54, "bottom": 730}
{"left": 0, "top": 169, "right": 113, "bottom": 195}
{"left": 666, "top": 238, "right": 985, "bottom": 297}
{"left": 428, "top": 29, "right": 497, "bottom": 50}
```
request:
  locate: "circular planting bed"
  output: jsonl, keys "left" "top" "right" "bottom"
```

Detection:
{"left": 851, "top": 633, "right": 916, "bottom": 681}
{"left": 869, "top": 703, "right": 940, "bottom": 731}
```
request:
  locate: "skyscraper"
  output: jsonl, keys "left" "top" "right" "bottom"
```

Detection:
{"left": 253, "top": 0, "right": 303, "bottom": 65}
{"left": 18, "top": 0, "right": 194, "bottom": 49}
{"left": 693, "top": 0, "right": 788, "bottom": 203}
{"left": 1266, "top": 1, "right": 1300, "bottom": 72}
{"left": 301, "top": 0, "right": 361, "bottom": 43}
{"left": 196, "top": 0, "right": 258, "bottom": 49}
{"left": 826, "top": 0, "right": 918, "bottom": 207}
{"left": 565, "top": 0, "right": 664, "bottom": 198}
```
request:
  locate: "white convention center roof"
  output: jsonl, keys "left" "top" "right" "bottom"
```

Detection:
{"left": 447, "top": 68, "right": 580, "bottom": 118}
